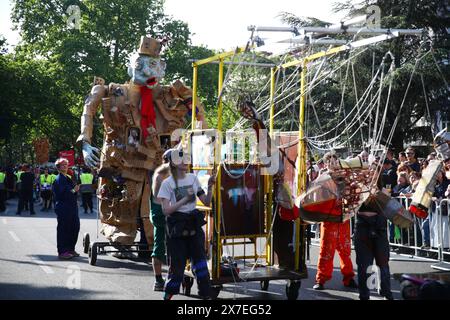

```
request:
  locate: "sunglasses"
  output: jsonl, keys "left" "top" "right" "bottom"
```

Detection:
{"left": 406, "top": 153, "right": 414, "bottom": 155}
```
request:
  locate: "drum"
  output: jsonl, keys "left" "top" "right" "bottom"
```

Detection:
{"left": 296, "top": 174, "right": 343, "bottom": 223}
{"left": 220, "top": 164, "right": 265, "bottom": 236}
{"left": 365, "top": 191, "right": 414, "bottom": 228}
{"left": 296, "top": 166, "right": 376, "bottom": 223}
{"left": 410, "top": 160, "right": 443, "bottom": 219}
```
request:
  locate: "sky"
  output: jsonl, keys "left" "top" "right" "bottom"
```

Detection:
{"left": 0, "top": 0, "right": 348, "bottom": 51}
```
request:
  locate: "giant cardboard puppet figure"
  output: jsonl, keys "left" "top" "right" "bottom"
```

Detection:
{"left": 77, "top": 36, "right": 206, "bottom": 246}
{"left": 409, "top": 128, "right": 450, "bottom": 218}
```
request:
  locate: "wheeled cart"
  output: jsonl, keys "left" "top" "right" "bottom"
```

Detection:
{"left": 82, "top": 232, "right": 152, "bottom": 266}
{"left": 183, "top": 161, "right": 308, "bottom": 300}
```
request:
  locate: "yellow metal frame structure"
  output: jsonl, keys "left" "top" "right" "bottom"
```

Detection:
{"left": 189, "top": 29, "right": 423, "bottom": 288}
{"left": 190, "top": 43, "right": 351, "bottom": 278}
{"left": 274, "top": 44, "right": 363, "bottom": 269}
{"left": 191, "top": 47, "right": 275, "bottom": 280}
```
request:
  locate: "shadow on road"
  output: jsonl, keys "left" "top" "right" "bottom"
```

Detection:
{"left": 0, "top": 282, "right": 110, "bottom": 299}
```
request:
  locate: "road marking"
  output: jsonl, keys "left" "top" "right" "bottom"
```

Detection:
{"left": 8, "top": 231, "right": 21, "bottom": 242}
{"left": 247, "top": 288, "right": 283, "bottom": 296}
{"left": 2, "top": 218, "right": 7, "bottom": 224}
{"left": 32, "top": 257, "right": 55, "bottom": 274}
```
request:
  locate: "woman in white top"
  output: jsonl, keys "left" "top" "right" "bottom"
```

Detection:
{"left": 157, "top": 148, "right": 215, "bottom": 300}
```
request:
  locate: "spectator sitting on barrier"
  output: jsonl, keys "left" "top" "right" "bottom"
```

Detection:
{"left": 392, "top": 173, "right": 410, "bottom": 197}
{"left": 400, "top": 171, "right": 421, "bottom": 198}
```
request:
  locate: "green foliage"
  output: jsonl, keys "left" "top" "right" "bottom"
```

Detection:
{"left": 2, "top": 0, "right": 219, "bottom": 165}
{"left": 282, "top": 0, "right": 450, "bottom": 153}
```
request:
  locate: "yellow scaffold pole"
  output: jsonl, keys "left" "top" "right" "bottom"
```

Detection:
{"left": 294, "top": 61, "right": 308, "bottom": 270}
{"left": 191, "top": 64, "right": 198, "bottom": 130}
{"left": 266, "top": 66, "right": 276, "bottom": 265}
{"left": 281, "top": 44, "right": 350, "bottom": 271}
{"left": 213, "top": 58, "right": 225, "bottom": 279}
{"left": 193, "top": 47, "right": 247, "bottom": 67}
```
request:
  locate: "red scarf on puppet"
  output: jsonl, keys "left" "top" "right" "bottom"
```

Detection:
{"left": 140, "top": 77, "right": 158, "bottom": 141}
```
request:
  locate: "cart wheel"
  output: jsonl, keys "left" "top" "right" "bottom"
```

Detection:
{"left": 210, "top": 285, "right": 222, "bottom": 300}
{"left": 182, "top": 277, "right": 194, "bottom": 296}
{"left": 89, "top": 242, "right": 98, "bottom": 266}
{"left": 285, "top": 280, "right": 301, "bottom": 300}
{"left": 83, "top": 233, "right": 90, "bottom": 254}
{"left": 260, "top": 280, "right": 269, "bottom": 291}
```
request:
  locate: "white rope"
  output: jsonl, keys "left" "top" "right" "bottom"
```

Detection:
{"left": 232, "top": 48, "right": 369, "bottom": 131}
{"left": 367, "top": 48, "right": 431, "bottom": 190}
{"left": 307, "top": 83, "right": 383, "bottom": 147}
{"left": 421, "top": 74, "right": 435, "bottom": 136}
{"left": 430, "top": 47, "right": 450, "bottom": 90}
{"left": 306, "top": 64, "right": 382, "bottom": 141}
{"left": 351, "top": 61, "right": 365, "bottom": 142}
{"left": 221, "top": 161, "right": 252, "bottom": 179}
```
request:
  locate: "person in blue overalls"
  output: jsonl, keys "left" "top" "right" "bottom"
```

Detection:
{"left": 157, "top": 148, "right": 216, "bottom": 300}
{"left": 52, "top": 158, "right": 80, "bottom": 260}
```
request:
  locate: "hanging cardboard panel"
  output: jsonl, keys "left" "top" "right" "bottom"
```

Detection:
{"left": 219, "top": 164, "right": 265, "bottom": 236}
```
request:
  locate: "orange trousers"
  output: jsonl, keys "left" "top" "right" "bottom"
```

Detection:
{"left": 316, "top": 220, "right": 355, "bottom": 285}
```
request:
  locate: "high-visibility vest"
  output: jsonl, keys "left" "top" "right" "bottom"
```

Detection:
{"left": 40, "top": 174, "right": 53, "bottom": 189}
{"left": 50, "top": 174, "right": 57, "bottom": 184}
{"left": 80, "top": 173, "right": 94, "bottom": 185}
{"left": 79, "top": 173, "right": 94, "bottom": 193}
{"left": 16, "top": 171, "right": 23, "bottom": 183}
{"left": 0, "top": 172, "right": 5, "bottom": 190}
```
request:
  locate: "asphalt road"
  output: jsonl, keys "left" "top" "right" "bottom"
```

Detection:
{"left": 0, "top": 196, "right": 439, "bottom": 300}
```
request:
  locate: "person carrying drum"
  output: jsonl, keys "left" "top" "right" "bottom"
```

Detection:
{"left": 157, "top": 147, "right": 216, "bottom": 300}
{"left": 354, "top": 177, "right": 394, "bottom": 300}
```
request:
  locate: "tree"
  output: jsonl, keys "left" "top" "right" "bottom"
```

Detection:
{"left": 278, "top": 0, "right": 450, "bottom": 154}
{"left": 3, "top": 0, "right": 218, "bottom": 164}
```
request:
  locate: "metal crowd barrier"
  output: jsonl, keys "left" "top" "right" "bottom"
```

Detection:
{"left": 308, "top": 197, "right": 450, "bottom": 270}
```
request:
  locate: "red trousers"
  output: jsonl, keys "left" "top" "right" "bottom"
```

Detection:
{"left": 316, "top": 220, "right": 355, "bottom": 285}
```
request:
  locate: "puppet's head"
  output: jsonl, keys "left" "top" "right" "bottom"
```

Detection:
{"left": 128, "top": 36, "right": 166, "bottom": 89}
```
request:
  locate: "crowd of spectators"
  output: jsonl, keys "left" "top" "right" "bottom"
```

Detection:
{"left": 0, "top": 163, "right": 97, "bottom": 215}
{"left": 305, "top": 146, "right": 450, "bottom": 253}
